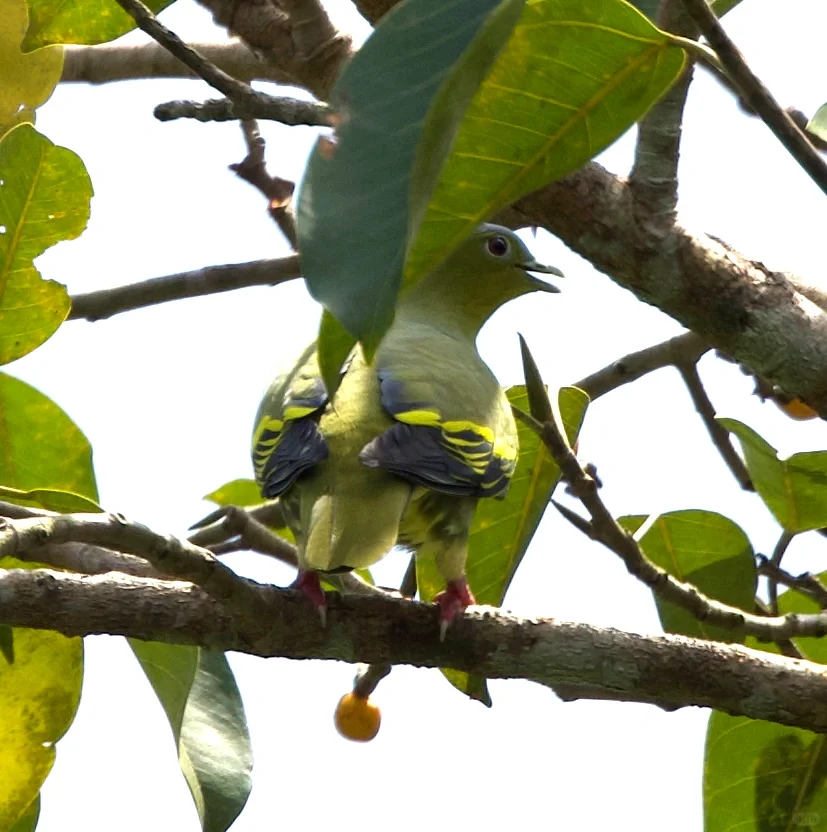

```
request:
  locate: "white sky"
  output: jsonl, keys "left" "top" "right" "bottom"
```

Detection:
{"left": 15, "top": 0, "right": 827, "bottom": 829}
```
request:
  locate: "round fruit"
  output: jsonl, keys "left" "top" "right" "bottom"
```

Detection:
{"left": 776, "top": 397, "right": 819, "bottom": 421}
{"left": 334, "top": 692, "right": 381, "bottom": 742}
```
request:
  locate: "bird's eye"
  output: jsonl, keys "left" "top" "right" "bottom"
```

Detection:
{"left": 487, "top": 236, "right": 510, "bottom": 257}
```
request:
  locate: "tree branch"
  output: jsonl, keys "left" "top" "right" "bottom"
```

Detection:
{"left": 680, "top": 0, "right": 827, "bottom": 197}
{"left": 68, "top": 256, "right": 301, "bottom": 321}
{"left": 154, "top": 95, "right": 330, "bottom": 125}
{"left": 677, "top": 361, "right": 753, "bottom": 490}
{"left": 60, "top": 41, "right": 295, "bottom": 86}
{"left": 629, "top": 0, "right": 696, "bottom": 242}
{"left": 505, "top": 164, "right": 827, "bottom": 417}
{"left": 573, "top": 331, "right": 708, "bottom": 401}
{"left": 3, "top": 567, "right": 827, "bottom": 733}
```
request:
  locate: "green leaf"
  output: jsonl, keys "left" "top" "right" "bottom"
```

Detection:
{"left": 518, "top": 334, "right": 552, "bottom": 424}
{"left": 709, "top": 0, "right": 745, "bottom": 18}
{"left": 0, "top": 485, "right": 101, "bottom": 512}
{"left": 0, "top": 372, "right": 98, "bottom": 502}
{"left": 0, "top": 627, "right": 82, "bottom": 830}
{"left": 704, "top": 574, "right": 827, "bottom": 832}
{"left": 130, "top": 642, "right": 253, "bottom": 832}
{"left": 807, "top": 103, "right": 827, "bottom": 143}
{"left": 704, "top": 714, "right": 827, "bottom": 832}
{"left": 0, "top": 124, "right": 91, "bottom": 363}
{"left": 0, "top": 0, "right": 62, "bottom": 135}
{"left": 418, "top": 385, "right": 588, "bottom": 702}
{"left": 617, "top": 510, "right": 756, "bottom": 643}
{"left": 23, "top": 0, "right": 176, "bottom": 50}
{"left": 403, "top": 0, "right": 687, "bottom": 284}
{"left": 719, "top": 418, "right": 827, "bottom": 533}
{"left": 297, "top": 0, "right": 523, "bottom": 353}
{"left": 9, "top": 794, "right": 40, "bottom": 832}
{"left": 203, "top": 479, "right": 266, "bottom": 509}
{"left": 0, "top": 624, "right": 14, "bottom": 663}
{"left": 317, "top": 309, "right": 356, "bottom": 398}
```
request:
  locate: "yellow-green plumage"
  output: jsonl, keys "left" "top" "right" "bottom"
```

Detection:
{"left": 252, "top": 224, "right": 562, "bottom": 620}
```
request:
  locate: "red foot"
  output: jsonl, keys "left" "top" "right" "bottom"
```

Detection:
{"left": 294, "top": 570, "right": 327, "bottom": 626}
{"left": 433, "top": 577, "right": 477, "bottom": 641}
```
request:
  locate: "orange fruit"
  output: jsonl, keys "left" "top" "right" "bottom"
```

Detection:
{"left": 334, "top": 692, "right": 381, "bottom": 742}
{"left": 776, "top": 398, "right": 819, "bottom": 421}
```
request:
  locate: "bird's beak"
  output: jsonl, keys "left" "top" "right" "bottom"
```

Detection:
{"left": 520, "top": 260, "right": 564, "bottom": 293}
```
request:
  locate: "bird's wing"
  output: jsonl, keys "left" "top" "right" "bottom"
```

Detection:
{"left": 252, "top": 344, "right": 329, "bottom": 498}
{"left": 360, "top": 365, "right": 517, "bottom": 499}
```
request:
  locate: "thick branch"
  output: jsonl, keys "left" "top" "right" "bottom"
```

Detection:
{"left": 2, "top": 568, "right": 827, "bottom": 733}
{"left": 68, "top": 256, "right": 300, "bottom": 321}
{"left": 61, "top": 41, "right": 294, "bottom": 86}
{"left": 506, "top": 164, "right": 827, "bottom": 416}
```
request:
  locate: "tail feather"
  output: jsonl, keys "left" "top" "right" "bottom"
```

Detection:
{"left": 301, "top": 478, "right": 411, "bottom": 572}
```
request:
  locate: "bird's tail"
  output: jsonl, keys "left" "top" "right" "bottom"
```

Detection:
{"left": 301, "top": 476, "right": 410, "bottom": 572}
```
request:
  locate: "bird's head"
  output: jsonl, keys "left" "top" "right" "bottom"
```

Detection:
{"left": 403, "top": 224, "right": 563, "bottom": 338}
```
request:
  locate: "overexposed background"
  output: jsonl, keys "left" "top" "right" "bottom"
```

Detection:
{"left": 16, "top": 0, "right": 827, "bottom": 828}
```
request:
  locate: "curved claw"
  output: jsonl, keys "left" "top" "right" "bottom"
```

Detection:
{"left": 433, "top": 577, "right": 476, "bottom": 641}
{"left": 294, "top": 570, "right": 328, "bottom": 626}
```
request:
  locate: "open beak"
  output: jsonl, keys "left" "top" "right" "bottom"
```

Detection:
{"left": 521, "top": 260, "right": 564, "bottom": 293}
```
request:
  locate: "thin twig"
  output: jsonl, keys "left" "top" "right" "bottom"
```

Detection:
{"left": 154, "top": 96, "right": 330, "bottom": 126}
{"left": 111, "top": 0, "right": 317, "bottom": 122}
{"left": 677, "top": 362, "right": 753, "bottom": 491}
{"left": 766, "top": 531, "right": 796, "bottom": 615}
{"left": 537, "top": 412, "right": 827, "bottom": 642}
{"left": 680, "top": 0, "right": 827, "bottom": 197}
{"left": 231, "top": 121, "right": 299, "bottom": 249}
{"left": 757, "top": 557, "right": 827, "bottom": 609}
{"left": 69, "top": 256, "right": 301, "bottom": 321}
{"left": 572, "top": 331, "right": 709, "bottom": 401}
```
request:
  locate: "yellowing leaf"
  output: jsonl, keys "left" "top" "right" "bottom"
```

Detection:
{"left": 0, "top": 628, "right": 82, "bottom": 829}
{"left": 24, "top": 0, "right": 175, "bottom": 49}
{"left": 0, "top": 125, "right": 92, "bottom": 363}
{"left": 0, "top": 0, "right": 62, "bottom": 136}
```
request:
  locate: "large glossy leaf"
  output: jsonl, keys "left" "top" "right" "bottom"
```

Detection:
{"left": 720, "top": 418, "right": 827, "bottom": 533}
{"left": 23, "top": 0, "right": 176, "bottom": 50}
{"left": 317, "top": 309, "right": 356, "bottom": 399}
{"left": 630, "top": 0, "right": 743, "bottom": 21}
{"left": 705, "top": 714, "right": 827, "bottom": 832}
{"left": 618, "top": 510, "right": 756, "bottom": 643}
{"left": 0, "top": 124, "right": 91, "bottom": 363}
{"left": 0, "top": 0, "right": 62, "bottom": 135}
{"left": 298, "top": 0, "right": 524, "bottom": 354}
{"left": 704, "top": 574, "right": 827, "bottom": 831}
{"left": 0, "top": 372, "right": 98, "bottom": 502}
{"left": 404, "top": 0, "right": 687, "bottom": 284}
{"left": 417, "top": 385, "right": 588, "bottom": 702}
{"left": 130, "top": 641, "right": 253, "bottom": 832}
{"left": 0, "top": 626, "right": 82, "bottom": 830}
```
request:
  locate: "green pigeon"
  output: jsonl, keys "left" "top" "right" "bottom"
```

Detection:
{"left": 252, "top": 224, "right": 562, "bottom": 635}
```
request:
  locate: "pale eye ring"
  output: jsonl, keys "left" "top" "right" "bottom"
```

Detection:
{"left": 487, "top": 236, "right": 510, "bottom": 257}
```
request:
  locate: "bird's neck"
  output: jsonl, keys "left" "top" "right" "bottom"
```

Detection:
{"left": 395, "top": 279, "right": 492, "bottom": 343}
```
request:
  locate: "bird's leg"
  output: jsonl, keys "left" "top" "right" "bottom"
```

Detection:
{"left": 293, "top": 570, "right": 327, "bottom": 626}
{"left": 433, "top": 576, "right": 477, "bottom": 641}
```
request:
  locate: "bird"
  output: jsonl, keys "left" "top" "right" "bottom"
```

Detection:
{"left": 252, "top": 224, "right": 563, "bottom": 637}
